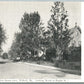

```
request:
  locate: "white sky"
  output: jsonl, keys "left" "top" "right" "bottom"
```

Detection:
{"left": 0, "top": 1, "right": 81, "bottom": 52}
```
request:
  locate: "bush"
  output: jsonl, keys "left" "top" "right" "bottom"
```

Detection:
{"left": 2, "top": 53, "right": 8, "bottom": 59}
{"left": 55, "top": 60, "right": 81, "bottom": 70}
{"left": 68, "top": 46, "right": 81, "bottom": 62}
{"left": 46, "top": 48, "right": 56, "bottom": 62}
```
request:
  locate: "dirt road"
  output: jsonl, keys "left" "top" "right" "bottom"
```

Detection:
{"left": 0, "top": 61, "right": 81, "bottom": 79}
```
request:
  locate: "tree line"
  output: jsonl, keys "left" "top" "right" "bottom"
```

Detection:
{"left": 0, "top": 2, "right": 81, "bottom": 64}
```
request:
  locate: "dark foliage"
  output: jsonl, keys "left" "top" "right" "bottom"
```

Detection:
{"left": 9, "top": 12, "right": 44, "bottom": 61}
{"left": 0, "top": 23, "right": 6, "bottom": 55}
{"left": 68, "top": 46, "right": 81, "bottom": 62}
{"left": 2, "top": 52, "right": 8, "bottom": 59}
{"left": 48, "top": 2, "right": 71, "bottom": 60}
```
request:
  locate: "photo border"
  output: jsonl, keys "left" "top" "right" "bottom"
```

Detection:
{"left": 0, "top": 0, "right": 83, "bottom": 84}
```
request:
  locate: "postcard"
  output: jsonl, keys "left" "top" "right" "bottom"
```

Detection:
{"left": 0, "top": 0, "right": 83, "bottom": 83}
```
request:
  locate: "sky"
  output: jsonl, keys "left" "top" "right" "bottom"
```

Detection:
{"left": 0, "top": 1, "right": 81, "bottom": 52}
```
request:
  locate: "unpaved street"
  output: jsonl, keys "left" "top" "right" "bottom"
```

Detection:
{"left": 0, "top": 61, "right": 81, "bottom": 79}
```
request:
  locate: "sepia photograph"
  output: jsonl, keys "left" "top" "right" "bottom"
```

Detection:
{"left": 0, "top": 1, "right": 81, "bottom": 82}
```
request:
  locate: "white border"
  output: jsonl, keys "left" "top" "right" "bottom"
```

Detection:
{"left": 0, "top": 1, "right": 83, "bottom": 83}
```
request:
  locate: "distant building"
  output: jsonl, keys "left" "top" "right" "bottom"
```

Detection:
{"left": 69, "top": 23, "right": 81, "bottom": 47}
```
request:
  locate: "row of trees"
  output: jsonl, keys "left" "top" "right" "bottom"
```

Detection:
{"left": 0, "top": 1, "right": 81, "bottom": 71}
{"left": 0, "top": 1, "right": 80, "bottom": 64}
{"left": 8, "top": 2, "right": 75, "bottom": 62}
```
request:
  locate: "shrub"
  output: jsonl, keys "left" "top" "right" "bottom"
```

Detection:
{"left": 68, "top": 46, "right": 81, "bottom": 62}
{"left": 2, "top": 53, "right": 8, "bottom": 59}
{"left": 55, "top": 60, "right": 81, "bottom": 70}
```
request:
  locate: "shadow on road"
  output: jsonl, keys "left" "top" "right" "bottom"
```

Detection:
{"left": 35, "top": 67, "right": 81, "bottom": 78}
{"left": 56, "top": 69, "right": 81, "bottom": 75}
{"left": 35, "top": 70, "right": 66, "bottom": 77}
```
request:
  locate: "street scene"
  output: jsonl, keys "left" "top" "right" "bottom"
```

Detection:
{"left": 0, "top": 1, "right": 81, "bottom": 80}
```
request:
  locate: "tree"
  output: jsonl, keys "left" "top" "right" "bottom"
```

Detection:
{"left": 9, "top": 12, "right": 44, "bottom": 61}
{"left": 19, "top": 12, "right": 44, "bottom": 60}
{"left": 0, "top": 23, "right": 6, "bottom": 55}
{"left": 48, "top": 2, "right": 71, "bottom": 60}
{"left": 9, "top": 32, "right": 22, "bottom": 60}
